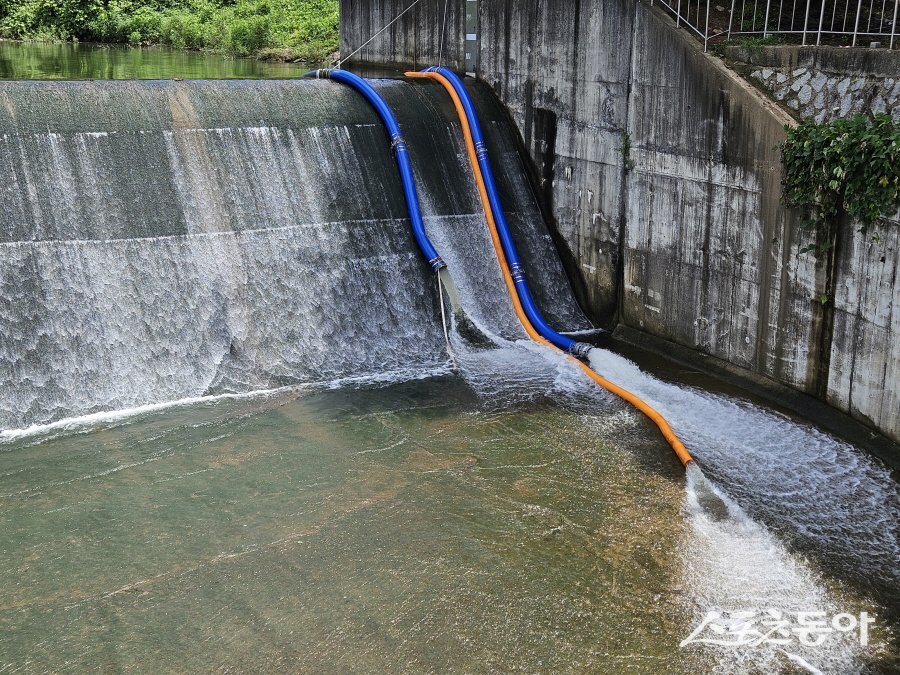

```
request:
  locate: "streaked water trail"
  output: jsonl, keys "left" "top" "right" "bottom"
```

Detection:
{"left": 588, "top": 347, "right": 898, "bottom": 671}
{"left": 683, "top": 463, "right": 866, "bottom": 673}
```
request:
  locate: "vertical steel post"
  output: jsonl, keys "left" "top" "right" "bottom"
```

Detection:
{"left": 705, "top": 0, "right": 711, "bottom": 49}
{"left": 802, "top": 0, "right": 811, "bottom": 44}
{"left": 852, "top": 0, "right": 863, "bottom": 45}
{"left": 891, "top": 0, "right": 898, "bottom": 49}
{"left": 817, "top": 0, "right": 827, "bottom": 44}
{"left": 763, "top": 0, "right": 772, "bottom": 36}
{"left": 728, "top": 0, "right": 737, "bottom": 38}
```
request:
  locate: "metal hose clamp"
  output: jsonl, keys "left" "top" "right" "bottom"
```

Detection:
{"left": 569, "top": 342, "right": 593, "bottom": 359}
{"left": 390, "top": 134, "right": 406, "bottom": 156}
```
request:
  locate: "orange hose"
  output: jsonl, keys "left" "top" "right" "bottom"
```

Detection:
{"left": 407, "top": 70, "right": 693, "bottom": 467}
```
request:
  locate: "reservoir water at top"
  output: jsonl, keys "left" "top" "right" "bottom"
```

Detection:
{"left": 0, "top": 40, "right": 310, "bottom": 80}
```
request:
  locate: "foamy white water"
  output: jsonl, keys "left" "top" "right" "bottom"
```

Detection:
{"left": 587, "top": 347, "right": 898, "bottom": 671}
{"left": 0, "top": 364, "right": 452, "bottom": 446}
{"left": 682, "top": 464, "right": 869, "bottom": 673}
{"left": 0, "top": 388, "right": 299, "bottom": 445}
{"left": 3, "top": 78, "right": 895, "bottom": 671}
{"left": 0, "top": 82, "right": 590, "bottom": 433}
{"left": 587, "top": 348, "right": 899, "bottom": 589}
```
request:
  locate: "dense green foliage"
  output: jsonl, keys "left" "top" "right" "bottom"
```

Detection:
{"left": 0, "top": 0, "right": 339, "bottom": 60}
{"left": 780, "top": 113, "right": 900, "bottom": 246}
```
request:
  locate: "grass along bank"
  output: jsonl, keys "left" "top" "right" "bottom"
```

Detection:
{"left": 0, "top": 0, "right": 339, "bottom": 62}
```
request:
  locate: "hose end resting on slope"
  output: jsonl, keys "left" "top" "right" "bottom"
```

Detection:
{"left": 568, "top": 342, "right": 593, "bottom": 360}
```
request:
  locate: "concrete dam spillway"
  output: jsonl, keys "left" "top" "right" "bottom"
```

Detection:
{"left": 0, "top": 77, "right": 589, "bottom": 431}
{"left": 1, "top": 68, "right": 899, "bottom": 672}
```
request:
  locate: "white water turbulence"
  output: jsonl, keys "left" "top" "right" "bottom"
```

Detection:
{"left": 3, "top": 78, "right": 897, "bottom": 673}
{"left": 0, "top": 79, "right": 588, "bottom": 436}
{"left": 588, "top": 348, "right": 899, "bottom": 672}
{"left": 0, "top": 128, "right": 446, "bottom": 432}
{"left": 683, "top": 465, "right": 865, "bottom": 673}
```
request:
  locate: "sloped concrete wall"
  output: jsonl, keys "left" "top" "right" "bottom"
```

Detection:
{"left": 339, "top": 0, "right": 900, "bottom": 443}
{"left": 618, "top": 7, "right": 898, "bottom": 441}
{"left": 477, "top": 0, "right": 634, "bottom": 323}
{"left": 623, "top": 6, "right": 818, "bottom": 392}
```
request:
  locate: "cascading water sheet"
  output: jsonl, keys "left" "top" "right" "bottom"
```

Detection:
{"left": 0, "top": 79, "right": 589, "bottom": 432}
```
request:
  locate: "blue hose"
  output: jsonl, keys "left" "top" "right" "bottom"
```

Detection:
{"left": 305, "top": 69, "right": 445, "bottom": 271}
{"left": 429, "top": 67, "right": 590, "bottom": 357}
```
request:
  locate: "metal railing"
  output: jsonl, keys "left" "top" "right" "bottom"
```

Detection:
{"left": 652, "top": 0, "right": 899, "bottom": 50}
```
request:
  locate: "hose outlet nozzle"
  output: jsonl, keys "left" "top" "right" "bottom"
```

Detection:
{"left": 569, "top": 342, "right": 593, "bottom": 360}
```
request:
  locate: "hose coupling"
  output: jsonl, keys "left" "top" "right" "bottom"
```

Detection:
{"left": 303, "top": 69, "right": 334, "bottom": 79}
{"left": 510, "top": 263, "right": 526, "bottom": 283}
{"left": 390, "top": 134, "right": 407, "bottom": 155}
{"left": 569, "top": 342, "right": 593, "bottom": 360}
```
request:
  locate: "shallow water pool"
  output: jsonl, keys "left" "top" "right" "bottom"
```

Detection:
{"left": 1, "top": 347, "right": 896, "bottom": 673}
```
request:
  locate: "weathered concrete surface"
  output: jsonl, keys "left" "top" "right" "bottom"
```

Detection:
{"left": 724, "top": 45, "right": 900, "bottom": 121}
{"left": 339, "top": 0, "right": 900, "bottom": 443}
{"left": 828, "top": 216, "right": 900, "bottom": 437}
{"left": 624, "top": 14, "right": 899, "bottom": 441}
{"left": 624, "top": 6, "right": 819, "bottom": 393}
{"left": 475, "top": 0, "right": 632, "bottom": 326}
{"left": 340, "top": 0, "right": 466, "bottom": 70}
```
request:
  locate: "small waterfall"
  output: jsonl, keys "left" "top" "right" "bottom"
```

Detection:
{"left": 0, "top": 78, "right": 590, "bottom": 433}
{"left": 1, "top": 73, "right": 897, "bottom": 673}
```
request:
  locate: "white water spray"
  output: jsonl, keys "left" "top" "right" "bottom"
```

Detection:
{"left": 682, "top": 463, "right": 867, "bottom": 672}
{"left": 587, "top": 347, "right": 897, "bottom": 672}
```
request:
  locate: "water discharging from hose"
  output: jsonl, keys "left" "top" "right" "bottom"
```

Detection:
{"left": 399, "top": 68, "right": 897, "bottom": 669}
{"left": 584, "top": 346, "right": 898, "bottom": 671}
{"left": 681, "top": 463, "right": 861, "bottom": 673}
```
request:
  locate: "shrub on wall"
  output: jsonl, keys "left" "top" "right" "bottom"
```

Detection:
{"left": 780, "top": 113, "right": 900, "bottom": 252}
